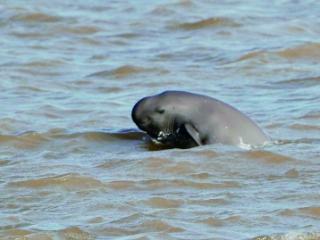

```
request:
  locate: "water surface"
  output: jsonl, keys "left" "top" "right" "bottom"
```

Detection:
{"left": 1, "top": 0, "right": 320, "bottom": 239}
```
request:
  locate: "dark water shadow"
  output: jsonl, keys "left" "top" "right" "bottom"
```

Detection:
{"left": 79, "top": 128, "right": 171, "bottom": 151}
{"left": 0, "top": 129, "right": 174, "bottom": 152}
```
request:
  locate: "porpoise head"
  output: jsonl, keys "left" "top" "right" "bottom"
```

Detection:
{"left": 132, "top": 93, "right": 174, "bottom": 139}
{"left": 132, "top": 91, "right": 200, "bottom": 148}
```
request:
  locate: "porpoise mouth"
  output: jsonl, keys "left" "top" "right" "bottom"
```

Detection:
{"left": 156, "top": 131, "right": 174, "bottom": 142}
{"left": 151, "top": 125, "right": 198, "bottom": 149}
{"left": 151, "top": 128, "right": 180, "bottom": 145}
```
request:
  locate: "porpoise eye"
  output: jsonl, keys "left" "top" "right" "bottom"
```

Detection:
{"left": 156, "top": 108, "right": 165, "bottom": 114}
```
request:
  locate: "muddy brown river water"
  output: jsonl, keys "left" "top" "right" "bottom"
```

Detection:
{"left": 0, "top": 1, "right": 320, "bottom": 239}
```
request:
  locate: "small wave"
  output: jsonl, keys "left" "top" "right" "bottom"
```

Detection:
{"left": 144, "top": 197, "right": 183, "bottom": 208}
{"left": 175, "top": 0, "right": 194, "bottom": 7}
{"left": 237, "top": 51, "right": 265, "bottom": 62}
{"left": 0, "top": 159, "right": 10, "bottom": 166}
{"left": 196, "top": 149, "right": 219, "bottom": 158}
{"left": 107, "top": 180, "right": 137, "bottom": 190}
{"left": 144, "top": 157, "right": 197, "bottom": 175}
{"left": 115, "top": 32, "right": 141, "bottom": 39}
{"left": 188, "top": 198, "right": 229, "bottom": 206}
{"left": 22, "top": 59, "right": 65, "bottom": 68}
{"left": 0, "top": 131, "right": 49, "bottom": 149}
{"left": 79, "top": 37, "right": 102, "bottom": 46}
{"left": 10, "top": 12, "right": 61, "bottom": 23}
{"left": 56, "top": 25, "right": 101, "bottom": 35}
{"left": 58, "top": 226, "right": 93, "bottom": 240}
{"left": 172, "top": 17, "right": 240, "bottom": 30}
{"left": 141, "top": 179, "right": 240, "bottom": 190}
{"left": 289, "top": 123, "right": 320, "bottom": 131}
{"left": 0, "top": 128, "right": 145, "bottom": 144}
{"left": 95, "top": 86, "right": 123, "bottom": 93}
{"left": 104, "top": 179, "right": 240, "bottom": 191}
{"left": 277, "top": 42, "right": 320, "bottom": 60}
{"left": 97, "top": 159, "right": 131, "bottom": 169}
{"left": 150, "top": 5, "right": 176, "bottom": 16}
{"left": 298, "top": 111, "right": 320, "bottom": 119}
{"left": 102, "top": 220, "right": 184, "bottom": 236}
{"left": 141, "top": 220, "right": 184, "bottom": 233}
{"left": 11, "top": 31, "right": 52, "bottom": 39}
{"left": 9, "top": 173, "right": 104, "bottom": 190}
{"left": 244, "top": 150, "right": 296, "bottom": 164}
{"left": 87, "top": 65, "right": 168, "bottom": 78}
{"left": 200, "top": 217, "right": 225, "bottom": 227}
{"left": 165, "top": 161, "right": 196, "bottom": 174}
{"left": 299, "top": 206, "right": 320, "bottom": 218}
{"left": 275, "top": 138, "right": 320, "bottom": 145}
{"left": 237, "top": 43, "right": 320, "bottom": 62}
{"left": 276, "top": 76, "right": 320, "bottom": 88}
{"left": 150, "top": 0, "right": 193, "bottom": 16}
{"left": 16, "top": 85, "right": 50, "bottom": 93}
{"left": 279, "top": 206, "right": 320, "bottom": 219}
{"left": 109, "top": 213, "right": 142, "bottom": 225}
{"left": 189, "top": 172, "right": 210, "bottom": 179}
{"left": 0, "top": 228, "right": 33, "bottom": 239}
{"left": 81, "top": 129, "right": 145, "bottom": 141}
{"left": 253, "top": 231, "right": 320, "bottom": 240}
{"left": 200, "top": 215, "right": 242, "bottom": 228}
{"left": 285, "top": 168, "right": 299, "bottom": 178}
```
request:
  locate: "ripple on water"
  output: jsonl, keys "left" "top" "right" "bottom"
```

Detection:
{"left": 143, "top": 157, "right": 198, "bottom": 175}
{"left": 58, "top": 226, "right": 93, "bottom": 240}
{"left": 55, "top": 25, "right": 101, "bottom": 35}
{"left": 0, "top": 118, "right": 25, "bottom": 134}
{"left": 87, "top": 65, "right": 169, "bottom": 79}
{"left": 1, "top": 0, "right": 320, "bottom": 238}
{"left": 277, "top": 42, "right": 320, "bottom": 60}
{"left": 200, "top": 217, "right": 225, "bottom": 227}
{"left": 141, "top": 179, "right": 240, "bottom": 190}
{"left": 171, "top": 149, "right": 219, "bottom": 159}
{"left": 100, "top": 219, "right": 184, "bottom": 237}
{"left": 109, "top": 213, "right": 142, "bottom": 225}
{"left": 275, "top": 76, "right": 320, "bottom": 89}
{"left": 284, "top": 168, "right": 299, "bottom": 178}
{"left": 10, "top": 12, "right": 61, "bottom": 23}
{"left": 279, "top": 206, "right": 320, "bottom": 219}
{"left": 298, "top": 206, "right": 320, "bottom": 218}
{"left": 22, "top": 59, "right": 65, "bottom": 68}
{"left": 289, "top": 123, "right": 320, "bottom": 131}
{"left": 0, "top": 131, "right": 49, "bottom": 149}
{"left": 171, "top": 17, "right": 241, "bottom": 30}
{"left": 0, "top": 159, "right": 10, "bottom": 166}
{"left": 0, "top": 229, "right": 33, "bottom": 240}
{"left": 188, "top": 198, "right": 229, "bottom": 207}
{"left": 144, "top": 197, "right": 183, "bottom": 208}
{"left": 5, "top": 226, "right": 94, "bottom": 240}
{"left": 244, "top": 150, "right": 296, "bottom": 164}
{"left": 8, "top": 173, "right": 104, "bottom": 190}
{"left": 11, "top": 31, "right": 54, "bottom": 39}
{"left": 237, "top": 50, "right": 267, "bottom": 62}
{"left": 298, "top": 111, "right": 320, "bottom": 120}
{"left": 253, "top": 232, "right": 320, "bottom": 240}
{"left": 107, "top": 180, "right": 137, "bottom": 190}
{"left": 189, "top": 172, "right": 211, "bottom": 179}
{"left": 150, "top": 5, "right": 176, "bottom": 16}
{"left": 238, "top": 43, "right": 320, "bottom": 63}
{"left": 141, "top": 220, "right": 184, "bottom": 233}
{"left": 103, "top": 179, "right": 240, "bottom": 191}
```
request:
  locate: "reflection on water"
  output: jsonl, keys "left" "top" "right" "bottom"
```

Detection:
{"left": 1, "top": 0, "right": 320, "bottom": 239}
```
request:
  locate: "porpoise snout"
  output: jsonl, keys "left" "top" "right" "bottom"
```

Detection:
{"left": 135, "top": 117, "right": 150, "bottom": 131}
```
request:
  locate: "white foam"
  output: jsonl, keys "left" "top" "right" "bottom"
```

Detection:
{"left": 238, "top": 137, "right": 253, "bottom": 150}
{"left": 254, "top": 231, "right": 320, "bottom": 240}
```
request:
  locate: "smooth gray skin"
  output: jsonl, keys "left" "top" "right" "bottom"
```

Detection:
{"left": 132, "top": 90, "right": 269, "bottom": 148}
